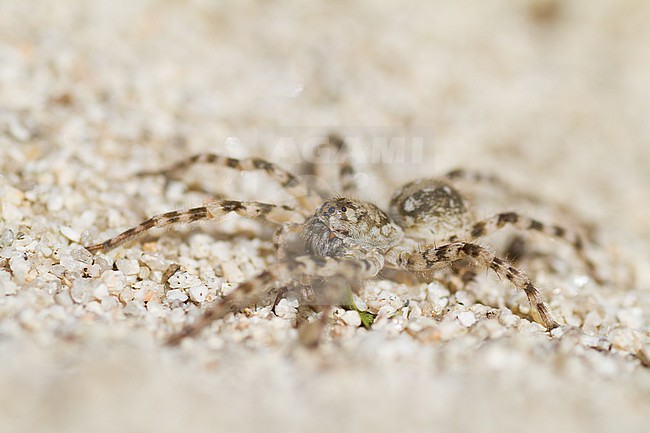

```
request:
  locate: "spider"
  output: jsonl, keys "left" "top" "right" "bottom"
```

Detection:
{"left": 86, "top": 135, "right": 599, "bottom": 345}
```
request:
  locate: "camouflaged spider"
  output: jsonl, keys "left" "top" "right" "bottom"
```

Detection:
{"left": 86, "top": 135, "right": 599, "bottom": 345}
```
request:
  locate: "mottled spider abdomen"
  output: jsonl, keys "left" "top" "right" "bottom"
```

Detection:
{"left": 389, "top": 179, "right": 472, "bottom": 243}
{"left": 303, "top": 198, "right": 403, "bottom": 258}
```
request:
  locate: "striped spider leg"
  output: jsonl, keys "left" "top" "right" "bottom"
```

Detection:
{"left": 304, "top": 133, "right": 359, "bottom": 197}
{"left": 86, "top": 200, "right": 304, "bottom": 254}
{"left": 166, "top": 251, "right": 384, "bottom": 345}
{"left": 85, "top": 142, "right": 603, "bottom": 347}
{"left": 137, "top": 153, "right": 323, "bottom": 214}
{"left": 390, "top": 178, "right": 603, "bottom": 284}
{"left": 389, "top": 242, "right": 560, "bottom": 329}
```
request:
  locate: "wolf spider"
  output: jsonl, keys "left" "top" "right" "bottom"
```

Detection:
{"left": 86, "top": 135, "right": 599, "bottom": 345}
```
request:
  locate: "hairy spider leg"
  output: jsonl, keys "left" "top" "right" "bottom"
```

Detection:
{"left": 402, "top": 241, "right": 560, "bottom": 329}
{"left": 463, "top": 211, "right": 602, "bottom": 283}
{"left": 86, "top": 200, "right": 304, "bottom": 253}
{"left": 137, "top": 154, "right": 322, "bottom": 213}
{"left": 304, "top": 133, "right": 359, "bottom": 196}
{"left": 166, "top": 253, "right": 384, "bottom": 345}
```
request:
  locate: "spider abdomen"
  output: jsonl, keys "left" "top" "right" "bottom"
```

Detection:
{"left": 389, "top": 178, "right": 472, "bottom": 242}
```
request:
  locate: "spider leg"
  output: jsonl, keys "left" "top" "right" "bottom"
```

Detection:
{"left": 444, "top": 168, "right": 547, "bottom": 206}
{"left": 444, "top": 168, "right": 598, "bottom": 241}
{"left": 297, "top": 305, "right": 333, "bottom": 348}
{"left": 402, "top": 241, "right": 560, "bottom": 330}
{"left": 444, "top": 168, "right": 504, "bottom": 188}
{"left": 137, "top": 154, "right": 321, "bottom": 212}
{"left": 86, "top": 200, "right": 304, "bottom": 253}
{"left": 166, "top": 268, "right": 281, "bottom": 346}
{"left": 450, "top": 259, "right": 479, "bottom": 285}
{"left": 290, "top": 253, "right": 383, "bottom": 280}
{"left": 305, "top": 133, "right": 358, "bottom": 196}
{"left": 464, "top": 211, "right": 602, "bottom": 283}
{"left": 165, "top": 253, "right": 384, "bottom": 345}
{"left": 272, "top": 222, "right": 302, "bottom": 262}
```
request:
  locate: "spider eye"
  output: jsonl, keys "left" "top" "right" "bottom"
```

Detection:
{"left": 328, "top": 206, "right": 335, "bottom": 214}
{"left": 341, "top": 206, "right": 347, "bottom": 212}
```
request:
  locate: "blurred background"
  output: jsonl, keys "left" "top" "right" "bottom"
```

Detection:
{"left": 2, "top": 0, "right": 648, "bottom": 232}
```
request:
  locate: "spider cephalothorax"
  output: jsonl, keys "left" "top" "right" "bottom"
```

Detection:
{"left": 304, "top": 198, "right": 403, "bottom": 258}
{"left": 86, "top": 134, "right": 601, "bottom": 345}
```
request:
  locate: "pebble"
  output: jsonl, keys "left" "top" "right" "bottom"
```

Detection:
{"left": 7, "top": 116, "right": 30, "bottom": 141}
{"left": 499, "top": 308, "right": 520, "bottom": 327}
{"left": 352, "top": 294, "right": 367, "bottom": 311}
{"left": 210, "top": 241, "right": 233, "bottom": 262}
{"left": 274, "top": 297, "right": 299, "bottom": 320}
{"left": 70, "top": 279, "right": 94, "bottom": 304}
{"left": 9, "top": 254, "right": 30, "bottom": 283}
{"left": 0, "top": 270, "right": 18, "bottom": 295}
{"left": 609, "top": 327, "right": 643, "bottom": 352}
{"left": 457, "top": 311, "right": 477, "bottom": 327}
{"left": 137, "top": 281, "right": 164, "bottom": 303}
{"left": 17, "top": 309, "right": 37, "bottom": 330}
{"left": 580, "top": 334, "right": 610, "bottom": 351}
{"left": 436, "top": 319, "right": 465, "bottom": 340}
{"left": 101, "top": 295, "right": 120, "bottom": 311}
{"left": 168, "top": 271, "right": 201, "bottom": 289}
{"left": 47, "top": 194, "right": 64, "bottom": 212}
{"left": 583, "top": 310, "right": 605, "bottom": 330}
{"left": 166, "top": 289, "right": 188, "bottom": 302}
{"left": 71, "top": 247, "right": 92, "bottom": 264}
{"left": 59, "top": 249, "right": 86, "bottom": 273}
{"left": 616, "top": 308, "right": 645, "bottom": 330}
{"left": 378, "top": 290, "right": 403, "bottom": 309}
{"left": 188, "top": 234, "right": 213, "bottom": 259}
{"left": 406, "top": 302, "right": 422, "bottom": 320}
{"left": 115, "top": 258, "right": 140, "bottom": 276}
{"left": 2, "top": 185, "right": 24, "bottom": 205}
{"left": 54, "top": 289, "right": 74, "bottom": 306}
{"left": 123, "top": 301, "right": 146, "bottom": 317}
{"left": 138, "top": 266, "right": 151, "bottom": 280}
{"left": 87, "top": 264, "right": 103, "bottom": 278}
{"left": 430, "top": 296, "right": 449, "bottom": 314}
{"left": 37, "top": 243, "right": 53, "bottom": 257}
{"left": 427, "top": 282, "right": 450, "bottom": 314}
{"left": 46, "top": 304, "right": 67, "bottom": 321}
{"left": 1, "top": 202, "right": 22, "bottom": 221}
{"left": 188, "top": 284, "right": 208, "bottom": 302}
{"left": 1, "top": 229, "right": 14, "bottom": 246}
{"left": 75, "top": 210, "right": 97, "bottom": 230}
{"left": 119, "top": 287, "right": 135, "bottom": 303}
{"left": 92, "top": 283, "right": 109, "bottom": 300}
{"left": 221, "top": 261, "right": 244, "bottom": 283}
{"left": 454, "top": 290, "right": 475, "bottom": 307}
{"left": 169, "top": 307, "right": 187, "bottom": 324}
{"left": 341, "top": 310, "right": 362, "bottom": 327}
{"left": 94, "top": 256, "right": 113, "bottom": 273}
{"left": 377, "top": 304, "right": 398, "bottom": 319}
{"left": 141, "top": 252, "right": 169, "bottom": 272}
{"left": 85, "top": 300, "right": 103, "bottom": 315}
{"left": 101, "top": 271, "right": 126, "bottom": 294}
{"left": 427, "top": 282, "right": 450, "bottom": 300}
{"left": 60, "top": 226, "right": 81, "bottom": 243}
